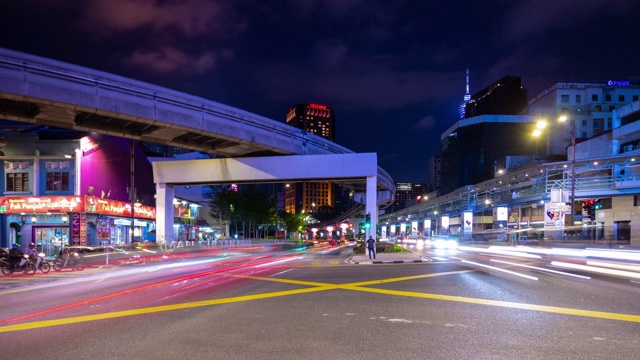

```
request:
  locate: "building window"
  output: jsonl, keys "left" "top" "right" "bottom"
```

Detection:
{"left": 6, "top": 172, "right": 29, "bottom": 192}
{"left": 592, "top": 94, "right": 598, "bottom": 101}
{"left": 607, "top": 118, "right": 612, "bottom": 129}
{"left": 595, "top": 105, "right": 602, "bottom": 111}
{"left": 575, "top": 94, "right": 581, "bottom": 103}
{"left": 593, "top": 121, "right": 600, "bottom": 129}
{"left": 605, "top": 94, "right": 611, "bottom": 102}
{"left": 582, "top": 120, "right": 587, "bottom": 126}
{"left": 46, "top": 172, "right": 70, "bottom": 191}
{"left": 560, "top": 94, "right": 570, "bottom": 103}
{"left": 634, "top": 95, "right": 639, "bottom": 102}
{"left": 609, "top": 105, "right": 615, "bottom": 111}
{"left": 619, "top": 95, "right": 625, "bottom": 102}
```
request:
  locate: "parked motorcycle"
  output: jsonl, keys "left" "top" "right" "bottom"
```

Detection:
{"left": 52, "top": 252, "right": 85, "bottom": 271}
{"left": 1, "top": 254, "right": 37, "bottom": 275}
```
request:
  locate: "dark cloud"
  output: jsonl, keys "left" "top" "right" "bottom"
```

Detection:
{"left": 0, "top": 0, "right": 638, "bottom": 183}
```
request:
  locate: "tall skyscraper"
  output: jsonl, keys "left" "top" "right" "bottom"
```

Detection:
{"left": 286, "top": 103, "right": 336, "bottom": 141}
{"left": 464, "top": 75, "right": 527, "bottom": 118}
{"left": 426, "top": 155, "right": 442, "bottom": 191}
{"left": 285, "top": 103, "right": 337, "bottom": 214}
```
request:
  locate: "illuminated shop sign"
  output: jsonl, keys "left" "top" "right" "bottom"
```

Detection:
{"left": 0, "top": 196, "right": 84, "bottom": 213}
{"left": 85, "top": 196, "right": 156, "bottom": 220}
{"left": 0, "top": 196, "right": 155, "bottom": 220}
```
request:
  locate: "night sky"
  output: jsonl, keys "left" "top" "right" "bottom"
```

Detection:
{"left": 1, "top": 0, "right": 639, "bottom": 183}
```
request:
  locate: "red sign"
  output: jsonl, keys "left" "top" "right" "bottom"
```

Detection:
{"left": 85, "top": 196, "right": 155, "bottom": 220}
{"left": 0, "top": 196, "right": 84, "bottom": 213}
{"left": 0, "top": 195, "right": 156, "bottom": 221}
{"left": 309, "top": 103, "right": 327, "bottom": 110}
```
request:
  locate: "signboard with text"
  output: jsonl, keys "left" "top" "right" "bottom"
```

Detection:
{"left": 0, "top": 196, "right": 84, "bottom": 213}
{"left": 0, "top": 195, "right": 155, "bottom": 220}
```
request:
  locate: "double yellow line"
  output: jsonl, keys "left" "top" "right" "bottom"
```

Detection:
{"left": 1, "top": 270, "right": 639, "bottom": 333}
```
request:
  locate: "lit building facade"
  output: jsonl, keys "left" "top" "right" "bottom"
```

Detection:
{"left": 285, "top": 103, "right": 337, "bottom": 214}
{"left": 526, "top": 81, "right": 640, "bottom": 157}
{"left": 286, "top": 103, "right": 336, "bottom": 141}
{"left": 0, "top": 126, "right": 157, "bottom": 254}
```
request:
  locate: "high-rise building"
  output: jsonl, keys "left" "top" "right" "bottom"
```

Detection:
{"left": 285, "top": 103, "right": 337, "bottom": 214}
{"left": 440, "top": 115, "right": 543, "bottom": 195}
{"left": 464, "top": 75, "right": 527, "bottom": 118}
{"left": 286, "top": 103, "right": 336, "bottom": 141}
{"left": 391, "top": 183, "right": 426, "bottom": 211}
{"left": 426, "top": 155, "right": 442, "bottom": 191}
{"left": 526, "top": 81, "right": 640, "bottom": 156}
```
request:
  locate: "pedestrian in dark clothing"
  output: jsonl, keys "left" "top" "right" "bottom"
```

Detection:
{"left": 8, "top": 244, "right": 23, "bottom": 270}
{"left": 366, "top": 236, "right": 376, "bottom": 259}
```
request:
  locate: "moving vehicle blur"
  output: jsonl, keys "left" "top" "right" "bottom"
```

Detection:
{"left": 59, "top": 245, "right": 144, "bottom": 267}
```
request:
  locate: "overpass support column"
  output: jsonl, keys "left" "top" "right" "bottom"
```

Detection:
{"left": 366, "top": 175, "right": 377, "bottom": 239}
{"left": 156, "top": 183, "right": 175, "bottom": 249}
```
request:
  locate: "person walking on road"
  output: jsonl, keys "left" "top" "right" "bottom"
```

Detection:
{"left": 366, "top": 236, "right": 376, "bottom": 260}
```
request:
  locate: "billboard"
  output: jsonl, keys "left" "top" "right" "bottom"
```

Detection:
{"left": 463, "top": 211, "right": 473, "bottom": 233}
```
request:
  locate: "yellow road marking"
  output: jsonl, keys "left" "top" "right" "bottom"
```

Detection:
{"left": 342, "top": 286, "right": 640, "bottom": 322}
{"left": 0, "top": 286, "right": 330, "bottom": 333}
{"left": 2, "top": 268, "right": 639, "bottom": 333}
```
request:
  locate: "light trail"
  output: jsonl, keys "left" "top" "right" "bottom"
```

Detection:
{"left": 490, "top": 259, "right": 591, "bottom": 279}
{"left": 461, "top": 260, "right": 538, "bottom": 280}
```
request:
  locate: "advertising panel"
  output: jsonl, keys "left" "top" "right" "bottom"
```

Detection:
{"left": 411, "top": 221, "right": 418, "bottom": 238}
{"left": 463, "top": 211, "right": 473, "bottom": 233}
{"left": 544, "top": 202, "right": 566, "bottom": 228}
{"left": 441, "top": 216, "right": 450, "bottom": 232}
{"left": 423, "top": 219, "right": 431, "bottom": 237}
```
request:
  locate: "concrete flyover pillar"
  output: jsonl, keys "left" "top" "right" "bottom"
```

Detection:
{"left": 156, "top": 183, "right": 175, "bottom": 249}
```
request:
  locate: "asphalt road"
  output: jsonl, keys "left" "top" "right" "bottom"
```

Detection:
{"left": 0, "top": 243, "right": 638, "bottom": 360}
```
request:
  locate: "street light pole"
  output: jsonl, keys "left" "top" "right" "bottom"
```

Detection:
{"left": 562, "top": 116, "right": 576, "bottom": 229}
{"left": 130, "top": 139, "right": 136, "bottom": 244}
{"left": 534, "top": 115, "right": 576, "bottom": 229}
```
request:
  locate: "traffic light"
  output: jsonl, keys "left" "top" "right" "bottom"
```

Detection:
{"left": 594, "top": 199, "right": 602, "bottom": 210}
{"left": 364, "top": 213, "right": 371, "bottom": 230}
{"left": 582, "top": 200, "right": 595, "bottom": 221}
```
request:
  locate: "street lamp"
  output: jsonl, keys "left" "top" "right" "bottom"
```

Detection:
{"left": 533, "top": 115, "right": 576, "bottom": 227}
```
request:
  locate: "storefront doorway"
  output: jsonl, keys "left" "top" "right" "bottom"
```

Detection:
{"left": 34, "top": 226, "right": 69, "bottom": 257}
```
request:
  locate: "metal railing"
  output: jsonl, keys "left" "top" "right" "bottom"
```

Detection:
{"left": 381, "top": 154, "right": 640, "bottom": 222}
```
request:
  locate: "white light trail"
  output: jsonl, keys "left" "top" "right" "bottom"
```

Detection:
{"left": 459, "top": 246, "right": 541, "bottom": 259}
{"left": 490, "top": 259, "right": 591, "bottom": 279}
{"left": 551, "top": 261, "right": 640, "bottom": 280}
{"left": 461, "top": 260, "right": 538, "bottom": 280}
{"left": 586, "top": 261, "right": 640, "bottom": 273}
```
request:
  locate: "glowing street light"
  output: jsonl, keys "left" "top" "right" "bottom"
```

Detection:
{"left": 533, "top": 115, "right": 576, "bottom": 227}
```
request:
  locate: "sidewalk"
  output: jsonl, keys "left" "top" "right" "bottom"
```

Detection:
{"left": 349, "top": 249, "right": 428, "bottom": 264}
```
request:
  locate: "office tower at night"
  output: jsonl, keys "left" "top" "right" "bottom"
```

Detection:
{"left": 464, "top": 75, "right": 528, "bottom": 118}
{"left": 285, "top": 103, "right": 337, "bottom": 214}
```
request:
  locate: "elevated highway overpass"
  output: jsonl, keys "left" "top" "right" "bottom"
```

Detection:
{"left": 0, "top": 47, "right": 395, "bottom": 242}
{"left": 0, "top": 47, "right": 394, "bottom": 206}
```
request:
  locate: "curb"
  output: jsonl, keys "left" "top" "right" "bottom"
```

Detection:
{"left": 348, "top": 257, "right": 431, "bottom": 265}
